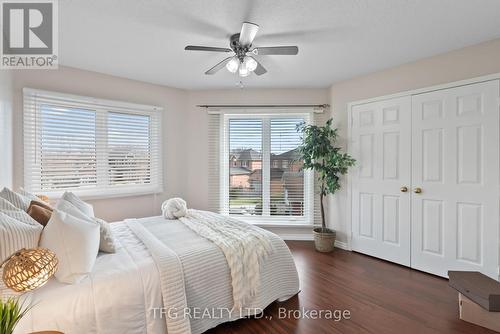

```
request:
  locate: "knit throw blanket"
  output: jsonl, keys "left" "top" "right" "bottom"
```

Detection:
{"left": 179, "top": 209, "right": 274, "bottom": 308}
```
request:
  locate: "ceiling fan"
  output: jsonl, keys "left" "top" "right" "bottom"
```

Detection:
{"left": 185, "top": 22, "right": 299, "bottom": 77}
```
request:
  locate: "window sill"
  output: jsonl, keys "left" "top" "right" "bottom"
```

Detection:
{"left": 38, "top": 186, "right": 163, "bottom": 201}
{"left": 225, "top": 214, "right": 315, "bottom": 228}
{"left": 252, "top": 222, "right": 317, "bottom": 228}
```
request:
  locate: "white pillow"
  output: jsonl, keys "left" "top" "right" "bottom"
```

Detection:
{"left": 40, "top": 210, "right": 100, "bottom": 284}
{"left": 0, "top": 198, "right": 40, "bottom": 226}
{"left": 0, "top": 212, "right": 42, "bottom": 263}
{"left": 56, "top": 200, "right": 117, "bottom": 253}
{"left": 0, "top": 212, "right": 42, "bottom": 299}
{"left": 61, "top": 192, "right": 94, "bottom": 217}
{"left": 0, "top": 188, "right": 36, "bottom": 211}
{"left": 18, "top": 188, "right": 42, "bottom": 203}
{"left": 56, "top": 199, "right": 92, "bottom": 222}
{"left": 93, "top": 218, "right": 117, "bottom": 253}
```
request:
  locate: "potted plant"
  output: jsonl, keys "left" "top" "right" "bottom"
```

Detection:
{"left": 0, "top": 297, "right": 32, "bottom": 334}
{"left": 296, "top": 118, "right": 355, "bottom": 252}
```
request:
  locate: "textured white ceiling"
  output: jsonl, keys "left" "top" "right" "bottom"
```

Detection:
{"left": 59, "top": 0, "right": 500, "bottom": 89}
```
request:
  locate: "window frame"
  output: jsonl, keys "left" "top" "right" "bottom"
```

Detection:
{"left": 23, "top": 88, "right": 163, "bottom": 200}
{"left": 220, "top": 110, "right": 314, "bottom": 225}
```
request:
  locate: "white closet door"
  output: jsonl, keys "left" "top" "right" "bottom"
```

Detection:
{"left": 411, "top": 80, "right": 499, "bottom": 278}
{"left": 351, "top": 97, "right": 412, "bottom": 266}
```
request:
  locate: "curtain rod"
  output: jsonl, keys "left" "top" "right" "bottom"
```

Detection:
{"left": 198, "top": 104, "right": 329, "bottom": 109}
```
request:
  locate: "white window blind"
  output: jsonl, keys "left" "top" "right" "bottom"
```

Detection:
{"left": 208, "top": 109, "right": 326, "bottom": 226}
{"left": 23, "top": 88, "right": 162, "bottom": 198}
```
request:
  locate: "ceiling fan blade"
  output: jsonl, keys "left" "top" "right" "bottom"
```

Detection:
{"left": 185, "top": 46, "right": 232, "bottom": 52}
{"left": 258, "top": 27, "right": 350, "bottom": 42}
{"left": 239, "top": 22, "right": 259, "bottom": 46}
{"left": 205, "top": 57, "right": 233, "bottom": 75}
{"left": 253, "top": 46, "right": 299, "bottom": 55}
{"left": 253, "top": 59, "right": 267, "bottom": 76}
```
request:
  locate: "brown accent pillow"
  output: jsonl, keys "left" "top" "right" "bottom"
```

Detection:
{"left": 27, "top": 201, "right": 53, "bottom": 226}
{"left": 30, "top": 199, "right": 52, "bottom": 211}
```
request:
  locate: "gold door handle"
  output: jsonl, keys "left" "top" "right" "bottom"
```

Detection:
{"left": 400, "top": 186, "right": 408, "bottom": 193}
{"left": 414, "top": 187, "right": 422, "bottom": 194}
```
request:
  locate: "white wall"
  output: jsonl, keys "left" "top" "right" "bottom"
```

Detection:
{"left": 6, "top": 37, "right": 500, "bottom": 242}
{"left": 11, "top": 66, "right": 189, "bottom": 222}
{"left": 0, "top": 71, "right": 13, "bottom": 189}
{"left": 328, "top": 38, "right": 500, "bottom": 245}
{"left": 9, "top": 66, "right": 329, "bottom": 234}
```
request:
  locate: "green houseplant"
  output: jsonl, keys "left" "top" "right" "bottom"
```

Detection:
{"left": 0, "top": 297, "right": 32, "bottom": 334}
{"left": 297, "top": 118, "right": 355, "bottom": 252}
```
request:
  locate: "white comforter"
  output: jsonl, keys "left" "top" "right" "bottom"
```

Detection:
{"left": 15, "top": 222, "right": 166, "bottom": 334}
{"left": 14, "top": 216, "right": 300, "bottom": 334}
{"left": 179, "top": 210, "right": 275, "bottom": 308}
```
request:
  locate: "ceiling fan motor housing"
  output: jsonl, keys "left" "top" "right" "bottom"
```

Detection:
{"left": 230, "top": 33, "right": 250, "bottom": 61}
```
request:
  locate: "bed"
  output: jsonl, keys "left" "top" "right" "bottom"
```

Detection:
{"left": 14, "top": 215, "right": 300, "bottom": 334}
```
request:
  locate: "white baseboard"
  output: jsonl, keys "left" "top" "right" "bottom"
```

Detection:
{"left": 259, "top": 225, "right": 351, "bottom": 250}
{"left": 279, "top": 234, "right": 314, "bottom": 241}
{"left": 334, "top": 240, "right": 349, "bottom": 250}
{"left": 278, "top": 234, "right": 350, "bottom": 251}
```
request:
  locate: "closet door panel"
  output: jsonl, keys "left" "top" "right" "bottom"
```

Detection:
{"left": 411, "top": 80, "right": 499, "bottom": 279}
{"left": 351, "top": 97, "right": 412, "bottom": 266}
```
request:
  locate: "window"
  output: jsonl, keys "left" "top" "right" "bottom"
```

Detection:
{"left": 228, "top": 119, "right": 263, "bottom": 215}
{"left": 23, "top": 88, "right": 162, "bottom": 198}
{"left": 270, "top": 118, "right": 305, "bottom": 217}
{"left": 220, "top": 112, "right": 315, "bottom": 225}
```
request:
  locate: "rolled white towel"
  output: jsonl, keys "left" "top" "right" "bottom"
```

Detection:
{"left": 162, "top": 198, "right": 188, "bottom": 219}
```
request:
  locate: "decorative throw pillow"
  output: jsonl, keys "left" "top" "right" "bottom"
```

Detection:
{"left": 0, "top": 198, "right": 40, "bottom": 226}
{"left": 18, "top": 188, "right": 43, "bottom": 204}
{"left": 29, "top": 199, "right": 52, "bottom": 211}
{"left": 40, "top": 209, "right": 100, "bottom": 284}
{"left": 93, "top": 218, "right": 117, "bottom": 253}
{"left": 56, "top": 200, "right": 116, "bottom": 253}
{"left": 0, "top": 212, "right": 43, "bottom": 263}
{"left": 0, "top": 188, "right": 32, "bottom": 211}
{"left": 27, "top": 201, "right": 53, "bottom": 226}
{"left": 0, "top": 212, "right": 42, "bottom": 298}
{"left": 36, "top": 194, "right": 50, "bottom": 203}
{"left": 61, "top": 192, "right": 94, "bottom": 217}
{"left": 55, "top": 199, "right": 89, "bottom": 220}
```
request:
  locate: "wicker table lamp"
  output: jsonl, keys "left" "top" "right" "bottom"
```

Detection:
{"left": 2, "top": 248, "right": 58, "bottom": 292}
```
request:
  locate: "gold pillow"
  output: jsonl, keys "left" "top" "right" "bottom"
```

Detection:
{"left": 36, "top": 194, "right": 50, "bottom": 203}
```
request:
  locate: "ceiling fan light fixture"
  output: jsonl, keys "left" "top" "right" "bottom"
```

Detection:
{"left": 238, "top": 62, "right": 250, "bottom": 77}
{"left": 186, "top": 21, "right": 298, "bottom": 77}
{"left": 226, "top": 57, "right": 239, "bottom": 73}
{"left": 244, "top": 56, "right": 258, "bottom": 72}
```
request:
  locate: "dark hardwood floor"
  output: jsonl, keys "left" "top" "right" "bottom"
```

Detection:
{"left": 207, "top": 241, "right": 497, "bottom": 334}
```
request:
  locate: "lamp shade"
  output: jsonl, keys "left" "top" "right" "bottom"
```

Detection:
{"left": 226, "top": 57, "right": 239, "bottom": 73}
{"left": 2, "top": 248, "right": 58, "bottom": 292}
{"left": 238, "top": 62, "right": 250, "bottom": 77}
{"left": 244, "top": 56, "right": 257, "bottom": 72}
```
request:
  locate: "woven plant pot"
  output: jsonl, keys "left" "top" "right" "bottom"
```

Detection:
{"left": 313, "top": 227, "right": 336, "bottom": 253}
